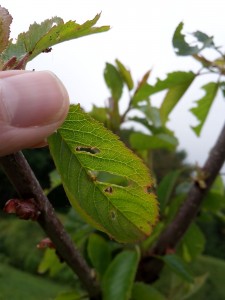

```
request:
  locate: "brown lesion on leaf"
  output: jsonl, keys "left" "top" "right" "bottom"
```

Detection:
{"left": 88, "top": 170, "right": 97, "bottom": 181}
{"left": 145, "top": 184, "right": 156, "bottom": 194}
{"left": 104, "top": 186, "right": 113, "bottom": 193}
{"left": 75, "top": 146, "right": 100, "bottom": 155}
{"left": 109, "top": 210, "right": 116, "bottom": 220}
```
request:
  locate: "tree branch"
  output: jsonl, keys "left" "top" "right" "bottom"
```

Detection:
{"left": 0, "top": 151, "right": 100, "bottom": 298}
{"left": 138, "top": 122, "right": 225, "bottom": 282}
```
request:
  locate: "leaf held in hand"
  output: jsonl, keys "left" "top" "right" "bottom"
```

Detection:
{"left": 48, "top": 105, "right": 158, "bottom": 243}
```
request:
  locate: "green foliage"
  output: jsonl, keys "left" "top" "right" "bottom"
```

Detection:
{"left": 179, "top": 223, "right": 206, "bottom": 262}
{"left": 0, "top": 13, "right": 110, "bottom": 69}
{"left": 48, "top": 105, "right": 158, "bottom": 243}
{"left": 0, "top": 262, "right": 69, "bottom": 300}
{"left": 115, "top": 59, "right": 134, "bottom": 90}
{"left": 104, "top": 63, "right": 124, "bottom": 102}
{"left": 159, "top": 254, "right": 194, "bottom": 283}
{"left": 0, "top": 217, "right": 44, "bottom": 272}
{"left": 173, "top": 22, "right": 214, "bottom": 56}
{"left": 131, "top": 282, "right": 165, "bottom": 300}
{"left": 191, "top": 82, "right": 219, "bottom": 135}
{"left": 102, "top": 249, "right": 140, "bottom": 300}
{"left": 157, "top": 170, "right": 182, "bottom": 213}
{"left": 87, "top": 233, "right": 112, "bottom": 278}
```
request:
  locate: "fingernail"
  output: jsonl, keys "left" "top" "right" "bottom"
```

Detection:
{"left": 0, "top": 71, "right": 69, "bottom": 127}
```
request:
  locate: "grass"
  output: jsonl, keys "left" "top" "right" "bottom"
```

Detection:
{"left": 0, "top": 262, "right": 70, "bottom": 300}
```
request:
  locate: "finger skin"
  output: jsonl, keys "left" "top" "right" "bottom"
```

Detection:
{"left": 0, "top": 71, "right": 69, "bottom": 156}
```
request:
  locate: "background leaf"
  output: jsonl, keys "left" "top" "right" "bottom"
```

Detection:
{"left": 131, "top": 282, "right": 165, "bottom": 300}
{"left": 87, "top": 233, "right": 111, "bottom": 278}
{"left": 104, "top": 62, "right": 124, "bottom": 102}
{"left": 48, "top": 105, "right": 158, "bottom": 243}
{"left": 173, "top": 22, "right": 199, "bottom": 56}
{"left": 102, "top": 250, "right": 139, "bottom": 300}
{"left": 159, "top": 73, "right": 195, "bottom": 124}
{"left": 115, "top": 59, "right": 134, "bottom": 90}
{"left": 180, "top": 223, "right": 206, "bottom": 262}
{"left": 160, "top": 254, "right": 194, "bottom": 283}
{"left": 130, "top": 132, "right": 178, "bottom": 151}
{"left": 190, "top": 82, "right": 219, "bottom": 136}
{"left": 157, "top": 170, "right": 182, "bottom": 212}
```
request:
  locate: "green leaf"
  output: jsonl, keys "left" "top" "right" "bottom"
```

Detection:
{"left": 173, "top": 22, "right": 199, "bottom": 56}
{"left": 38, "top": 248, "right": 63, "bottom": 277}
{"left": 131, "top": 70, "right": 151, "bottom": 104}
{"left": 192, "top": 30, "right": 214, "bottom": 49}
{"left": 202, "top": 175, "right": 225, "bottom": 212}
{"left": 104, "top": 63, "right": 124, "bottom": 101}
{"left": 48, "top": 105, "right": 158, "bottom": 243}
{"left": 55, "top": 291, "right": 88, "bottom": 300}
{"left": 45, "top": 169, "right": 61, "bottom": 195}
{"left": 131, "top": 282, "right": 165, "bottom": 300}
{"left": 0, "top": 6, "right": 12, "bottom": 54}
{"left": 87, "top": 233, "right": 111, "bottom": 278}
{"left": 180, "top": 223, "right": 205, "bottom": 262}
{"left": 160, "top": 73, "right": 195, "bottom": 124}
{"left": 190, "top": 82, "right": 219, "bottom": 136}
{"left": 102, "top": 250, "right": 140, "bottom": 300}
{"left": 115, "top": 59, "right": 134, "bottom": 90}
{"left": 157, "top": 170, "right": 182, "bottom": 212}
{"left": 1, "top": 14, "right": 110, "bottom": 68}
{"left": 130, "top": 132, "right": 178, "bottom": 151}
{"left": 89, "top": 105, "right": 108, "bottom": 124}
{"left": 160, "top": 254, "right": 194, "bottom": 283}
{"left": 132, "top": 72, "right": 195, "bottom": 108}
{"left": 172, "top": 23, "right": 214, "bottom": 56}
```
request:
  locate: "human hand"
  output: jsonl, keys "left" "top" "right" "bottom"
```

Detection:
{"left": 0, "top": 70, "right": 69, "bottom": 156}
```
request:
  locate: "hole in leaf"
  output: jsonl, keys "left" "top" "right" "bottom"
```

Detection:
{"left": 97, "top": 171, "right": 128, "bottom": 187}
{"left": 75, "top": 146, "right": 100, "bottom": 155}
{"left": 110, "top": 210, "right": 116, "bottom": 220}
{"left": 104, "top": 186, "right": 113, "bottom": 194}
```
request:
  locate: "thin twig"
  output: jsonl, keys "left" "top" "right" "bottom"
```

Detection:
{"left": 0, "top": 151, "right": 100, "bottom": 298}
{"left": 138, "top": 122, "right": 225, "bottom": 282}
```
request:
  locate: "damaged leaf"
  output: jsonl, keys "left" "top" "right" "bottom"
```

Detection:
{"left": 0, "top": 6, "right": 12, "bottom": 53}
{"left": 48, "top": 105, "right": 158, "bottom": 243}
{"left": 0, "top": 13, "right": 110, "bottom": 69}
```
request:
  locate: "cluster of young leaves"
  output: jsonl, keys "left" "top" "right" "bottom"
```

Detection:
{"left": 94, "top": 59, "right": 185, "bottom": 152}
{"left": 92, "top": 22, "right": 225, "bottom": 143}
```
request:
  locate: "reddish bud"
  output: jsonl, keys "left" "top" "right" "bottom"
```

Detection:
{"left": 4, "top": 198, "right": 40, "bottom": 221}
{"left": 37, "top": 237, "right": 55, "bottom": 249}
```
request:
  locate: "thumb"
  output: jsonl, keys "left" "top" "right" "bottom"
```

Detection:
{"left": 0, "top": 70, "right": 69, "bottom": 156}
